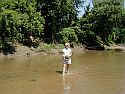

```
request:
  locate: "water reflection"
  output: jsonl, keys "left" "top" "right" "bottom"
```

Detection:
{"left": 63, "top": 76, "right": 72, "bottom": 94}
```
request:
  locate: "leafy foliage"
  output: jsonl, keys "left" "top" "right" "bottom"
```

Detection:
{"left": 0, "top": 0, "right": 125, "bottom": 52}
{"left": 0, "top": 0, "right": 44, "bottom": 49}
{"left": 36, "top": 0, "right": 82, "bottom": 43}
{"left": 78, "top": 0, "right": 123, "bottom": 46}
{"left": 57, "top": 27, "right": 78, "bottom": 43}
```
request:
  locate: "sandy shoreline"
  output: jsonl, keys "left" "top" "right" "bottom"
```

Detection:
{"left": 0, "top": 44, "right": 125, "bottom": 58}
{"left": 0, "top": 44, "right": 86, "bottom": 57}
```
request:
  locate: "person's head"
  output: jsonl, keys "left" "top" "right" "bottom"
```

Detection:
{"left": 65, "top": 42, "right": 70, "bottom": 48}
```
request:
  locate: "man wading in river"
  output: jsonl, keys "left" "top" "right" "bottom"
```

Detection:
{"left": 62, "top": 43, "right": 72, "bottom": 76}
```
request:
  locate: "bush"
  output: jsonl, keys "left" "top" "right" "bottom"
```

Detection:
{"left": 115, "top": 28, "right": 125, "bottom": 43}
{"left": 0, "top": 0, "right": 45, "bottom": 47}
{"left": 57, "top": 27, "right": 78, "bottom": 43}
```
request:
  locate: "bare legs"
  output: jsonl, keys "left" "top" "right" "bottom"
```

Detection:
{"left": 63, "top": 64, "right": 70, "bottom": 76}
{"left": 63, "top": 64, "right": 66, "bottom": 76}
{"left": 67, "top": 64, "right": 69, "bottom": 73}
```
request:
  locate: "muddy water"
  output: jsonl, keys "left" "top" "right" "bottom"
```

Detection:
{"left": 0, "top": 51, "right": 125, "bottom": 94}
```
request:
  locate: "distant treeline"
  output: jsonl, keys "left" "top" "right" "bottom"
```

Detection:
{"left": 0, "top": 0, "right": 125, "bottom": 50}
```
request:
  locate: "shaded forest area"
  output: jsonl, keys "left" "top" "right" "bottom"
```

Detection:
{"left": 0, "top": 0, "right": 125, "bottom": 53}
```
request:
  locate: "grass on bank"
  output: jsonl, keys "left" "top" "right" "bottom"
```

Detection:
{"left": 36, "top": 43, "right": 64, "bottom": 52}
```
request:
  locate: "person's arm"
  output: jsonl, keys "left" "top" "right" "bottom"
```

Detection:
{"left": 62, "top": 49, "right": 65, "bottom": 58}
{"left": 68, "top": 49, "right": 72, "bottom": 57}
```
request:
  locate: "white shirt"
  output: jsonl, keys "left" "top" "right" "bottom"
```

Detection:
{"left": 62, "top": 48, "right": 72, "bottom": 57}
{"left": 62, "top": 48, "right": 72, "bottom": 64}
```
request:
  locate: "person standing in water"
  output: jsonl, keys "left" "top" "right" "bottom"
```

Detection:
{"left": 62, "top": 43, "right": 72, "bottom": 76}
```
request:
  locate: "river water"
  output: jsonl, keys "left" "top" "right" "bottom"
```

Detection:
{"left": 0, "top": 50, "right": 125, "bottom": 94}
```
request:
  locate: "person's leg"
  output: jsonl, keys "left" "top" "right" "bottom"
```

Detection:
{"left": 67, "top": 59, "right": 71, "bottom": 74}
{"left": 67, "top": 64, "right": 69, "bottom": 73}
{"left": 63, "top": 64, "right": 67, "bottom": 76}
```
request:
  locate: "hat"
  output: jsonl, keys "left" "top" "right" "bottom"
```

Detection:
{"left": 65, "top": 43, "right": 70, "bottom": 46}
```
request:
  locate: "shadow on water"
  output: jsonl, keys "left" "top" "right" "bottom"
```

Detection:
{"left": 56, "top": 70, "right": 63, "bottom": 74}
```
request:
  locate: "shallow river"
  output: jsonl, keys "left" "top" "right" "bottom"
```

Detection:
{"left": 0, "top": 50, "right": 125, "bottom": 94}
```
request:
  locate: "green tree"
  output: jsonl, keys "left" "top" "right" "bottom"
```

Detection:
{"left": 0, "top": 0, "right": 44, "bottom": 48}
{"left": 79, "top": 0, "right": 122, "bottom": 46}
{"left": 37, "top": 0, "right": 83, "bottom": 43}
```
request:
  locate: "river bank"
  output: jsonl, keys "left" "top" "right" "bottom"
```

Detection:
{"left": 0, "top": 43, "right": 85, "bottom": 57}
{"left": 0, "top": 43, "right": 125, "bottom": 57}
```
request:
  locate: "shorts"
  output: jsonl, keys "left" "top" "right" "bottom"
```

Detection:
{"left": 64, "top": 58, "right": 72, "bottom": 64}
